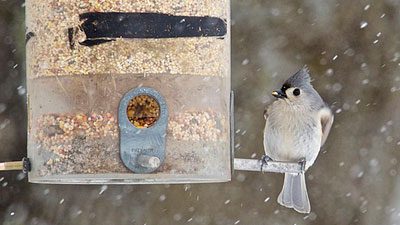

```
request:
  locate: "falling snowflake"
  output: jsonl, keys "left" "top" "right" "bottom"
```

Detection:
{"left": 360, "top": 21, "right": 368, "bottom": 29}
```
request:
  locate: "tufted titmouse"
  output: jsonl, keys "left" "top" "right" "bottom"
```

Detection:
{"left": 262, "top": 67, "right": 334, "bottom": 213}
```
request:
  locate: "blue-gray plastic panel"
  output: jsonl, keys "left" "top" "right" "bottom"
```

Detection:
{"left": 119, "top": 87, "right": 168, "bottom": 173}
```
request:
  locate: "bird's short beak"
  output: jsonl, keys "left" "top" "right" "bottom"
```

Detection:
{"left": 272, "top": 90, "right": 287, "bottom": 99}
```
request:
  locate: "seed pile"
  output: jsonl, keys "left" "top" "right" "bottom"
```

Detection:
{"left": 168, "top": 111, "right": 225, "bottom": 141}
{"left": 127, "top": 95, "right": 160, "bottom": 128}
{"left": 35, "top": 113, "right": 126, "bottom": 175}
{"left": 34, "top": 110, "right": 227, "bottom": 175}
{"left": 36, "top": 113, "right": 118, "bottom": 149}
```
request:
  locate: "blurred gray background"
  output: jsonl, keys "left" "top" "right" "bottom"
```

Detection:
{"left": 1, "top": 0, "right": 400, "bottom": 224}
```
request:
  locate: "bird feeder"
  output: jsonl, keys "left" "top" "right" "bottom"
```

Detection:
{"left": 15, "top": 0, "right": 307, "bottom": 184}
{"left": 26, "top": 0, "right": 231, "bottom": 184}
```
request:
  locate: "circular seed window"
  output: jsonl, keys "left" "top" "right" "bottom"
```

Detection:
{"left": 127, "top": 95, "right": 160, "bottom": 128}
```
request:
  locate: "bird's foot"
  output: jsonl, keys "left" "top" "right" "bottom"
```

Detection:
{"left": 298, "top": 157, "right": 306, "bottom": 174}
{"left": 260, "top": 155, "right": 273, "bottom": 172}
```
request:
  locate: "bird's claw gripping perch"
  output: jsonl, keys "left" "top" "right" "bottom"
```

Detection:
{"left": 260, "top": 155, "right": 273, "bottom": 172}
{"left": 298, "top": 157, "right": 306, "bottom": 174}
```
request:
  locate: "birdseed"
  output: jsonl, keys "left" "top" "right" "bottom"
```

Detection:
{"left": 34, "top": 111, "right": 226, "bottom": 175}
{"left": 168, "top": 111, "right": 225, "bottom": 141}
{"left": 26, "top": 0, "right": 229, "bottom": 78}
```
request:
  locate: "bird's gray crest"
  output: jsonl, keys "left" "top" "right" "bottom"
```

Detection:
{"left": 284, "top": 66, "right": 311, "bottom": 88}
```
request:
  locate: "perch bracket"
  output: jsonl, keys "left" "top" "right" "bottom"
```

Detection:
{"left": 22, "top": 157, "right": 31, "bottom": 173}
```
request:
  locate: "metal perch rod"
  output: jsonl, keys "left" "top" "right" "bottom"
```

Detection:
{"left": 233, "top": 158, "right": 303, "bottom": 174}
{"left": 1, "top": 158, "right": 303, "bottom": 174}
{"left": 0, "top": 161, "right": 23, "bottom": 171}
{"left": 0, "top": 158, "right": 30, "bottom": 173}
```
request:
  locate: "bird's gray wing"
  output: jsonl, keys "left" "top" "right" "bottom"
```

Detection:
{"left": 319, "top": 106, "right": 334, "bottom": 147}
{"left": 263, "top": 107, "right": 268, "bottom": 120}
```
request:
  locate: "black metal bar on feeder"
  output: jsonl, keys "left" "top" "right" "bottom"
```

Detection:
{"left": 79, "top": 12, "right": 227, "bottom": 38}
{"left": 76, "top": 12, "right": 227, "bottom": 47}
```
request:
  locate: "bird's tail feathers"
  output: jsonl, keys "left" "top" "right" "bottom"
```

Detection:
{"left": 277, "top": 173, "right": 310, "bottom": 214}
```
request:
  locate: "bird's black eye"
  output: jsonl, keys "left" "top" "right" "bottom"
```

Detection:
{"left": 293, "top": 88, "right": 300, "bottom": 96}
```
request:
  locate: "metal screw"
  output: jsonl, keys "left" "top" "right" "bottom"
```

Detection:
{"left": 137, "top": 154, "right": 161, "bottom": 169}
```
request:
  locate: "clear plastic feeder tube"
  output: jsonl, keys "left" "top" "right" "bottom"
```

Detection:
{"left": 26, "top": 0, "right": 231, "bottom": 184}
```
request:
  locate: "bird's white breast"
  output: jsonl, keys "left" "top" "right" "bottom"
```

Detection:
{"left": 264, "top": 100, "right": 322, "bottom": 169}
